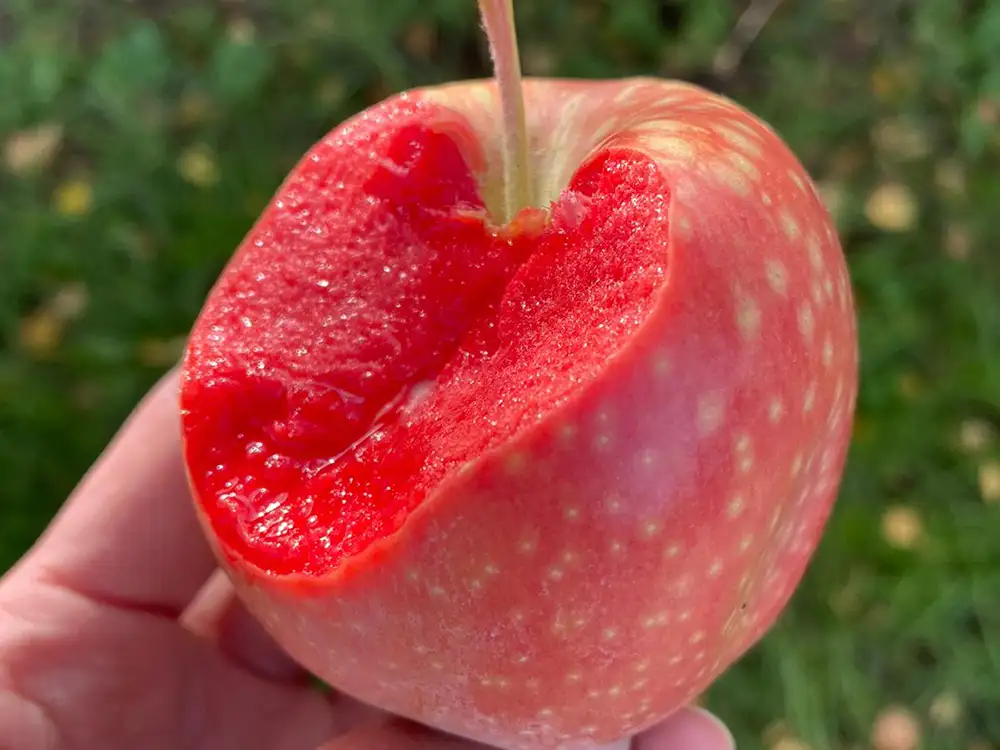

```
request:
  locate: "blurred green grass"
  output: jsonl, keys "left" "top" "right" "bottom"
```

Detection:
{"left": 2, "top": 0, "right": 1000, "bottom": 748}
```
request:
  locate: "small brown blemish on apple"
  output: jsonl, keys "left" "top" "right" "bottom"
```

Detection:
{"left": 765, "top": 258, "right": 788, "bottom": 295}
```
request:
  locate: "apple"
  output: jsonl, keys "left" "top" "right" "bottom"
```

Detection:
{"left": 179, "top": 1, "right": 858, "bottom": 748}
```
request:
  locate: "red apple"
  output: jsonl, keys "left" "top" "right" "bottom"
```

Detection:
{"left": 179, "top": 2, "right": 858, "bottom": 748}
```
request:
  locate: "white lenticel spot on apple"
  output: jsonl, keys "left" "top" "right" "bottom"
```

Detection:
{"left": 652, "top": 352, "right": 671, "bottom": 376}
{"left": 789, "top": 169, "right": 808, "bottom": 193}
{"left": 804, "top": 382, "right": 817, "bottom": 413}
{"left": 810, "top": 278, "right": 824, "bottom": 301}
{"left": 556, "top": 422, "right": 577, "bottom": 443}
{"left": 593, "top": 433, "right": 612, "bottom": 451}
{"left": 716, "top": 125, "right": 764, "bottom": 158}
{"left": 779, "top": 209, "right": 801, "bottom": 241}
{"left": 798, "top": 303, "right": 815, "bottom": 342}
{"left": 708, "top": 559, "right": 724, "bottom": 577}
{"left": 637, "top": 448, "right": 657, "bottom": 469}
{"left": 823, "top": 276, "right": 835, "bottom": 299}
{"left": 642, "top": 612, "right": 669, "bottom": 628}
{"left": 612, "top": 84, "right": 636, "bottom": 104}
{"left": 655, "top": 94, "right": 687, "bottom": 108}
{"left": 697, "top": 392, "right": 725, "bottom": 435}
{"left": 641, "top": 520, "right": 662, "bottom": 538}
{"left": 791, "top": 451, "right": 805, "bottom": 476}
{"left": 728, "top": 151, "right": 761, "bottom": 180}
{"left": 768, "top": 397, "right": 785, "bottom": 423}
{"left": 645, "top": 135, "right": 696, "bottom": 162}
{"left": 675, "top": 214, "right": 694, "bottom": 240}
{"left": 735, "top": 433, "right": 754, "bottom": 473}
{"left": 711, "top": 161, "right": 752, "bottom": 196}
{"left": 822, "top": 336, "right": 834, "bottom": 366}
{"left": 654, "top": 120, "right": 696, "bottom": 135}
{"left": 504, "top": 452, "right": 528, "bottom": 475}
{"left": 736, "top": 295, "right": 762, "bottom": 341}
{"left": 665, "top": 542, "right": 682, "bottom": 557}
{"left": 726, "top": 494, "right": 746, "bottom": 518}
{"left": 765, "top": 258, "right": 788, "bottom": 295}
{"left": 807, "top": 233, "right": 824, "bottom": 270}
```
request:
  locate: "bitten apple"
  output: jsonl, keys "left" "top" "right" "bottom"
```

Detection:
{"left": 179, "top": 1, "right": 858, "bottom": 749}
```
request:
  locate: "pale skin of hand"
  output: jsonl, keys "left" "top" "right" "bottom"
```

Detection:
{"left": 0, "top": 370, "right": 737, "bottom": 750}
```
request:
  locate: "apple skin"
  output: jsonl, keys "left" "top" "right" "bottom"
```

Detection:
{"left": 180, "top": 77, "right": 858, "bottom": 750}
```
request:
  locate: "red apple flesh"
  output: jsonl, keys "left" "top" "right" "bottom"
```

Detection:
{"left": 179, "top": 8, "right": 858, "bottom": 750}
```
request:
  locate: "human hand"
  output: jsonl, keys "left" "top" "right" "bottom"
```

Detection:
{"left": 0, "top": 370, "right": 736, "bottom": 750}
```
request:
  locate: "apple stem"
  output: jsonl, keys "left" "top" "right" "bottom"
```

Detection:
{"left": 478, "top": 0, "right": 533, "bottom": 223}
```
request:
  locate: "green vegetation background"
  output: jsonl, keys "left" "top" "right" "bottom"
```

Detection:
{"left": 2, "top": 1, "right": 999, "bottom": 748}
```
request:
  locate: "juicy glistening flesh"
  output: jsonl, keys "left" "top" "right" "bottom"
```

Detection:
{"left": 182, "top": 108, "right": 672, "bottom": 576}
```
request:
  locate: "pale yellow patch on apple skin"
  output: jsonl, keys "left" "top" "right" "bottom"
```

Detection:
{"left": 417, "top": 76, "right": 776, "bottom": 222}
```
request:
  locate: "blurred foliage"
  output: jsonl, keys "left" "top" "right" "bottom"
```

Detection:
{"left": 1, "top": 1, "right": 1000, "bottom": 749}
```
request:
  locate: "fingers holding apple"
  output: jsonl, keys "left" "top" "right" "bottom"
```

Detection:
{"left": 179, "top": 2, "right": 856, "bottom": 749}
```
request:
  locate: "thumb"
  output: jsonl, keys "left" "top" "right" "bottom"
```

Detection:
{"left": 318, "top": 721, "right": 495, "bottom": 750}
{"left": 635, "top": 707, "right": 735, "bottom": 750}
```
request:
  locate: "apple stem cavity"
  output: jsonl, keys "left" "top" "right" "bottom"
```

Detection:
{"left": 478, "top": 0, "right": 534, "bottom": 223}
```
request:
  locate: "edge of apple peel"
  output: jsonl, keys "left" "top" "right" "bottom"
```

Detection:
{"left": 191, "top": 189, "right": 690, "bottom": 596}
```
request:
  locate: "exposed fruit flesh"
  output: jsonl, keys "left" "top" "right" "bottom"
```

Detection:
{"left": 181, "top": 99, "right": 672, "bottom": 576}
